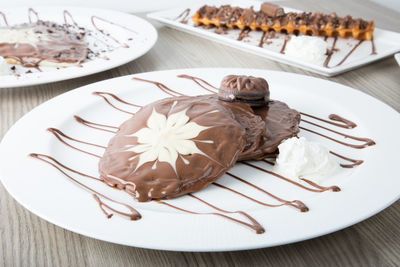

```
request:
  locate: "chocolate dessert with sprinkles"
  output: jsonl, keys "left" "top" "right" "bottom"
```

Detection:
{"left": 0, "top": 8, "right": 136, "bottom": 72}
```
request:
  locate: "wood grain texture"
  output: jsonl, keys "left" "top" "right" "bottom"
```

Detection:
{"left": 1, "top": 0, "right": 400, "bottom": 266}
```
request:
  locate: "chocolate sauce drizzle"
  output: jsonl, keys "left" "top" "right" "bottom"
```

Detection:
{"left": 156, "top": 198, "right": 265, "bottom": 234}
{"left": 280, "top": 36, "right": 289, "bottom": 54}
{"left": 28, "top": 8, "right": 39, "bottom": 24}
{"left": 300, "top": 112, "right": 357, "bottom": 129}
{"left": 174, "top": 8, "right": 191, "bottom": 24}
{"left": 47, "top": 128, "right": 102, "bottom": 158}
{"left": 91, "top": 16, "right": 132, "bottom": 48}
{"left": 177, "top": 74, "right": 219, "bottom": 93}
{"left": 258, "top": 31, "right": 269, "bottom": 48}
{"left": 299, "top": 122, "right": 375, "bottom": 149}
{"left": 238, "top": 28, "right": 251, "bottom": 41}
{"left": 336, "top": 40, "right": 364, "bottom": 66}
{"left": 92, "top": 92, "right": 138, "bottom": 115}
{"left": 217, "top": 172, "right": 308, "bottom": 212}
{"left": 29, "top": 153, "right": 141, "bottom": 220}
{"left": 0, "top": 11, "right": 8, "bottom": 26}
{"left": 371, "top": 36, "right": 377, "bottom": 55}
{"left": 63, "top": 10, "right": 79, "bottom": 26}
{"left": 324, "top": 37, "right": 338, "bottom": 68}
{"left": 242, "top": 162, "right": 340, "bottom": 193}
{"left": 74, "top": 115, "right": 119, "bottom": 133}
{"left": 330, "top": 151, "right": 364, "bottom": 168}
{"left": 132, "top": 77, "right": 184, "bottom": 97}
{"left": 29, "top": 75, "right": 377, "bottom": 234}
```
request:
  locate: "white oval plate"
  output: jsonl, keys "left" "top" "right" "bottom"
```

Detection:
{"left": 0, "top": 6, "right": 157, "bottom": 88}
{"left": 0, "top": 68, "right": 399, "bottom": 251}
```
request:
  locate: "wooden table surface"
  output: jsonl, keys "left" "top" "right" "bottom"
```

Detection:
{"left": 1, "top": 0, "right": 399, "bottom": 266}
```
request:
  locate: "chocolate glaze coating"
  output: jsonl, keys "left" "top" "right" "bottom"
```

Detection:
{"left": 218, "top": 75, "right": 270, "bottom": 106}
{"left": 0, "top": 21, "right": 87, "bottom": 67}
{"left": 99, "top": 96, "right": 246, "bottom": 202}
{"left": 239, "top": 100, "right": 301, "bottom": 160}
{"left": 198, "top": 95, "right": 266, "bottom": 159}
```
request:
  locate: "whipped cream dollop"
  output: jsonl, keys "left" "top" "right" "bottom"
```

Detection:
{"left": 0, "top": 28, "right": 49, "bottom": 46}
{"left": 285, "top": 36, "right": 328, "bottom": 65}
{"left": 0, "top": 56, "right": 11, "bottom": 76}
{"left": 274, "top": 137, "right": 338, "bottom": 182}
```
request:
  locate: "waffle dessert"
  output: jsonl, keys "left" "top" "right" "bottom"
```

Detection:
{"left": 192, "top": 2, "right": 374, "bottom": 40}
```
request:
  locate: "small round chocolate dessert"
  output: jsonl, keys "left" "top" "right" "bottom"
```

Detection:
{"left": 218, "top": 75, "right": 270, "bottom": 106}
{"left": 99, "top": 96, "right": 247, "bottom": 202}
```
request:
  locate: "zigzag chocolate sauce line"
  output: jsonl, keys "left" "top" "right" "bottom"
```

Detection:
{"left": 238, "top": 28, "right": 251, "bottom": 41}
{"left": 280, "top": 36, "right": 289, "bottom": 54}
{"left": 330, "top": 151, "right": 364, "bottom": 168}
{"left": 301, "top": 117, "right": 374, "bottom": 146}
{"left": 371, "top": 36, "right": 377, "bottom": 55}
{"left": 74, "top": 115, "right": 119, "bottom": 133}
{"left": 226, "top": 172, "right": 308, "bottom": 211}
{"left": 63, "top": 10, "right": 113, "bottom": 60}
{"left": 29, "top": 153, "right": 141, "bottom": 220}
{"left": 174, "top": 8, "right": 191, "bottom": 24}
{"left": 299, "top": 125, "right": 375, "bottom": 149}
{"left": 324, "top": 36, "right": 338, "bottom": 68}
{"left": 177, "top": 74, "right": 219, "bottom": 93}
{"left": 132, "top": 77, "right": 185, "bottom": 97}
{"left": 48, "top": 127, "right": 106, "bottom": 149}
{"left": 91, "top": 16, "right": 138, "bottom": 48}
{"left": 336, "top": 40, "right": 364, "bottom": 66}
{"left": 300, "top": 112, "right": 357, "bottom": 129}
{"left": 242, "top": 162, "right": 340, "bottom": 192}
{"left": 0, "top": 11, "right": 8, "bottom": 26}
{"left": 47, "top": 128, "right": 102, "bottom": 158}
{"left": 188, "top": 194, "right": 265, "bottom": 234}
{"left": 258, "top": 31, "right": 267, "bottom": 47}
{"left": 63, "top": 10, "right": 79, "bottom": 26}
{"left": 28, "top": 8, "right": 39, "bottom": 23}
{"left": 213, "top": 179, "right": 308, "bottom": 212}
{"left": 92, "top": 92, "right": 137, "bottom": 115}
{"left": 155, "top": 199, "right": 265, "bottom": 234}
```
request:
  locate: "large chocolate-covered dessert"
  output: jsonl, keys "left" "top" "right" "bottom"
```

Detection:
{"left": 99, "top": 96, "right": 246, "bottom": 202}
{"left": 99, "top": 74, "right": 300, "bottom": 201}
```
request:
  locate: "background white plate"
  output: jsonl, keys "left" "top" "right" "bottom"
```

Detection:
{"left": 148, "top": 0, "right": 400, "bottom": 76}
{"left": 0, "top": 6, "right": 157, "bottom": 88}
{"left": 0, "top": 68, "right": 399, "bottom": 251}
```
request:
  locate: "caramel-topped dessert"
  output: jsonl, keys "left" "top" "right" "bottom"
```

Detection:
{"left": 192, "top": 2, "right": 374, "bottom": 40}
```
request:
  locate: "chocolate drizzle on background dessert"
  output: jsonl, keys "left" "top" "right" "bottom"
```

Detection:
{"left": 0, "top": 8, "right": 136, "bottom": 69}
{"left": 191, "top": 2, "right": 376, "bottom": 67}
{"left": 174, "top": 8, "right": 191, "bottom": 24}
{"left": 29, "top": 74, "right": 375, "bottom": 234}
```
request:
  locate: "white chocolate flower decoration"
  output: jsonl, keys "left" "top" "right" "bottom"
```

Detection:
{"left": 124, "top": 105, "right": 213, "bottom": 172}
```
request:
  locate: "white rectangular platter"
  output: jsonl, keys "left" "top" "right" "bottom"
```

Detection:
{"left": 148, "top": 0, "right": 400, "bottom": 76}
